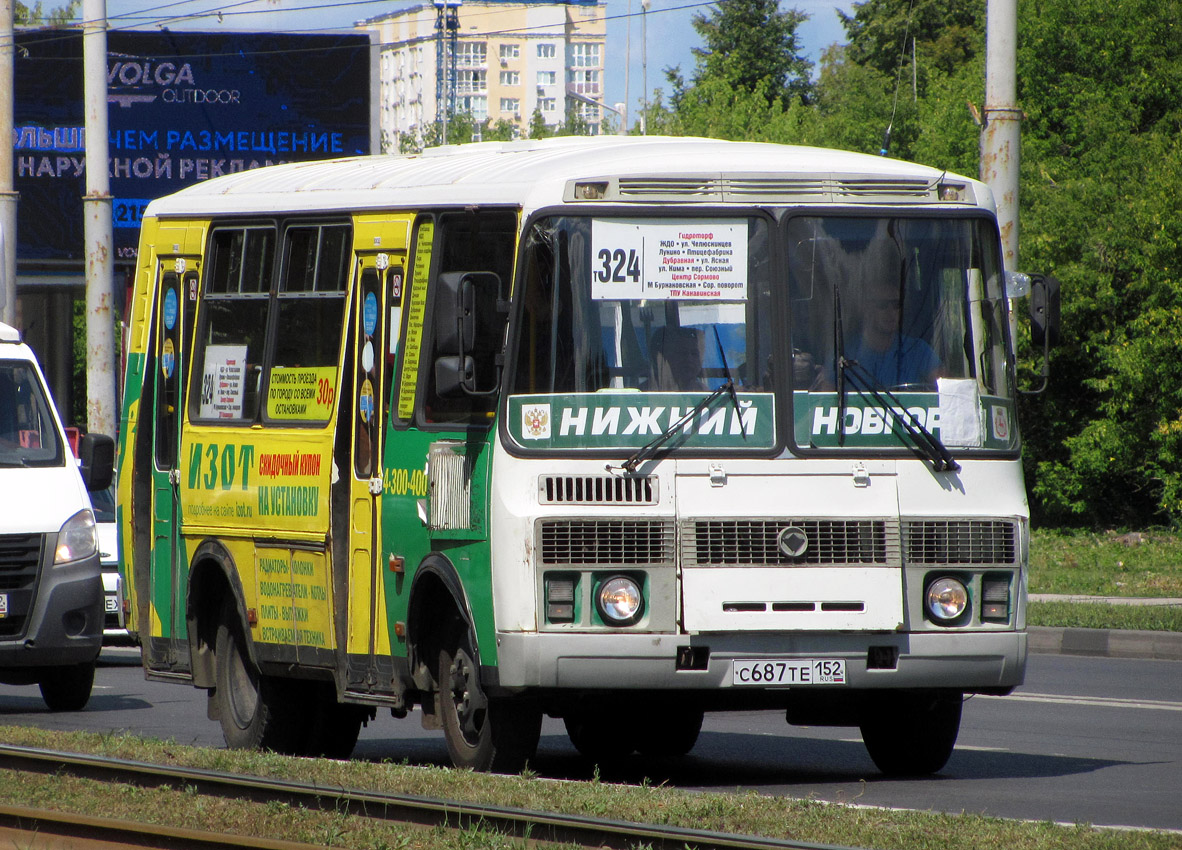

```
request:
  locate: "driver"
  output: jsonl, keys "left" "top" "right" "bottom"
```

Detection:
{"left": 846, "top": 281, "right": 942, "bottom": 389}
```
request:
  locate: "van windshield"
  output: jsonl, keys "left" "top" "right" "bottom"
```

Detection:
{"left": 0, "top": 362, "right": 64, "bottom": 467}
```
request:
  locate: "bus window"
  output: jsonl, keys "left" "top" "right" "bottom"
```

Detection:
{"left": 266, "top": 223, "right": 351, "bottom": 424}
{"left": 193, "top": 227, "right": 275, "bottom": 421}
{"left": 421, "top": 210, "right": 516, "bottom": 426}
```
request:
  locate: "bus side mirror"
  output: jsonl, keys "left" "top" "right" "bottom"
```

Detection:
{"left": 435, "top": 356, "right": 475, "bottom": 397}
{"left": 79, "top": 432, "right": 115, "bottom": 492}
{"left": 1019, "top": 272, "right": 1062, "bottom": 395}
{"left": 1029, "top": 273, "right": 1061, "bottom": 347}
{"left": 433, "top": 271, "right": 502, "bottom": 396}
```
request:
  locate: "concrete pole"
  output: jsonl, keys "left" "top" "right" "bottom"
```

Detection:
{"left": 1, "top": 0, "right": 18, "bottom": 327}
{"left": 83, "top": 0, "right": 116, "bottom": 437}
{"left": 981, "top": 0, "right": 1021, "bottom": 274}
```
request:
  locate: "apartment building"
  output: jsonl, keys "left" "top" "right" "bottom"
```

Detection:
{"left": 359, "top": 0, "right": 606, "bottom": 149}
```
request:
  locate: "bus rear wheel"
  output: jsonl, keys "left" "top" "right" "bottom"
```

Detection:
{"left": 859, "top": 690, "right": 962, "bottom": 776}
{"left": 214, "top": 602, "right": 311, "bottom": 754}
{"left": 438, "top": 633, "right": 540, "bottom": 773}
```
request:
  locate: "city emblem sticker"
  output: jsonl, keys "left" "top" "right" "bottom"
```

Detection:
{"left": 521, "top": 403, "right": 551, "bottom": 440}
{"left": 992, "top": 404, "right": 1010, "bottom": 441}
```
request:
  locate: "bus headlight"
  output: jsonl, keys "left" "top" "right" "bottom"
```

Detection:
{"left": 926, "top": 577, "right": 968, "bottom": 622}
{"left": 596, "top": 575, "right": 644, "bottom": 626}
{"left": 55, "top": 509, "right": 98, "bottom": 565}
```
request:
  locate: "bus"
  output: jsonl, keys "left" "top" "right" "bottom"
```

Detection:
{"left": 118, "top": 136, "right": 1056, "bottom": 775}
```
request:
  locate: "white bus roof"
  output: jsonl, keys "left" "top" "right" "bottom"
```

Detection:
{"left": 144, "top": 136, "right": 992, "bottom": 219}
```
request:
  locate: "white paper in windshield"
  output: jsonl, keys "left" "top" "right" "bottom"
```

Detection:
{"left": 590, "top": 219, "right": 748, "bottom": 301}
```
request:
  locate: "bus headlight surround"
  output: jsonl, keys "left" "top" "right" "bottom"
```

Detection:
{"left": 596, "top": 575, "right": 644, "bottom": 626}
{"left": 926, "top": 576, "right": 969, "bottom": 623}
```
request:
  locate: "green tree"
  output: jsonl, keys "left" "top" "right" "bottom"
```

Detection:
{"left": 15, "top": 1, "right": 79, "bottom": 25}
{"left": 838, "top": 0, "right": 984, "bottom": 89}
{"left": 669, "top": 0, "right": 814, "bottom": 114}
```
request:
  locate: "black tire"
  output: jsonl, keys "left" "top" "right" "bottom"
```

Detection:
{"left": 563, "top": 712, "right": 637, "bottom": 762}
{"left": 213, "top": 601, "right": 312, "bottom": 754}
{"left": 39, "top": 662, "right": 95, "bottom": 712}
{"left": 306, "top": 683, "right": 367, "bottom": 760}
{"left": 438, "top": 633, "right": 540, "bottom": 773}
{"left": 635, "top": 707, "right": 704, "bottom": 758}
{"left": 859, "top": 691, "right": 963, "bottom": 776}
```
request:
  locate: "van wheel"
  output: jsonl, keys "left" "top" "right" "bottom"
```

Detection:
{"left": 438, "top": 632, "right": 540, "bottom": 773}
{"left": 214, "top": 601, "right": 311, "bottom": 754}
{"left": 860, "top": 690, "right": 962, "bottom": 776}
{"left": 39, "top": 662, "right": 95, "bottom": 712}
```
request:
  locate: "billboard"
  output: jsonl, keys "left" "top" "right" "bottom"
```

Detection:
{"left": 14, "top": 31, "right": 373, "bottom": 263}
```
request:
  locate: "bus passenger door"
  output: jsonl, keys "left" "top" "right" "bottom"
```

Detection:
{"left": 148, "top": 260, "right": 199, "bottom": 670}
{"left": 341, "top": 257, "right": 401, "bottom": 693}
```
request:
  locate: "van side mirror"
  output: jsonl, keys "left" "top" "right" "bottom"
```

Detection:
{"left": 79, "top": 432, "right": 115, "bottom": 492}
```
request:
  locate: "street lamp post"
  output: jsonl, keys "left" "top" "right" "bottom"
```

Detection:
{"left": 640, "top": 0, "right": 650, "bottom": 135}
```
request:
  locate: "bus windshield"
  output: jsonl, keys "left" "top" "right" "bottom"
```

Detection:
{"left": 511, "top": 215, "right": 772, "bottom": 396}
{"left": 505, "top": 212, "right": 1016, "bottom": 456}
{"left": 788, "top": 215, "right": 1015, "bottom": 453}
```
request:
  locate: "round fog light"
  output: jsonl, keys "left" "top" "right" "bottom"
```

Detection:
{"left": 926, "top": 577, "right": 968, "bottom": 622}
{"left": 596, "top": 576, "right": 644, "bottom": 626}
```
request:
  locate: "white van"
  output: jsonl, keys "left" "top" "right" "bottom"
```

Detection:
{"left": 0, "top": 321, "right": 114, "bottom": 710}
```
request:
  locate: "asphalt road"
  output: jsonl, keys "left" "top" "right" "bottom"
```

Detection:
{"left": 1, "top": 649, "right": 1178, "bottom": 833}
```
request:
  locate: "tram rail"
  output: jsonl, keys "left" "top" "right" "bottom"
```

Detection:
{"left": 0, "top": 743, "right": 857, "bottom": 850}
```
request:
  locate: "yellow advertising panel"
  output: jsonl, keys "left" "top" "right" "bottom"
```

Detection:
{"left": 180, "top": 429, "right": 331, "bottom": 536}
{"left": 266, "top": 366, "right": 339, "bottom": 421}
{"left": 396, "top": 219, "right": 433, "bottom": 420}
{"left": 255, "top": 547, "right": 334, "bottom": 650}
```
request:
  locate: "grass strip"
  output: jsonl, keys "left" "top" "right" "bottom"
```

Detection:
{"left": 1028, "top": 601, "right": 1182, "bottom": 632}
{"left": 0, "top": 727, "right": 1178, "bottom": 850}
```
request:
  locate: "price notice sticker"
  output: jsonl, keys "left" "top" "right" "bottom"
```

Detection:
{"left": 590, "top": 219, "right": 748, "bottom": 301}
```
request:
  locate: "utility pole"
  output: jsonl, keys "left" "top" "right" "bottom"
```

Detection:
{"left": 83, "top": 0, "right": 116, "bottom": 437}
{"left": 1, "top": 0, "right": 18, "bottom": 327}
{"left": 981, "top": 0, "right": 1020, "bottom": 274}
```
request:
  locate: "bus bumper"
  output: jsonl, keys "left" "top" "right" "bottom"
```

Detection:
{"left": 491, "top": 629, "right": 1026, "bottom": 693}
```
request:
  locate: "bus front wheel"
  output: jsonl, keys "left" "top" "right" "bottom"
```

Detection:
{"left": 214, "top": 601, "right": 310, "bottom": 754}
{"left": 438, "top": 632, "right": 540, "bottom": 773}
{"left": 859, "top": 690, "right": 962, "bottom": 776}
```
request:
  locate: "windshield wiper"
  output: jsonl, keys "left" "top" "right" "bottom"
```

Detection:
{"left": 712, "top": 325, "right": 745, "bottom": 436}
{"left": 613, "top": 380, "right": 735, "bottom": 473}
{"left": 838, "top": 360, "right": 960, "bottom": 472}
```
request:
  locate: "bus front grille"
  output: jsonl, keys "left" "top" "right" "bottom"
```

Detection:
{"left": 904, "top": 519, "right": 1019, "bottom": 565}
{"left": 684, "top": 519, "right": 897, "bottom": 567}
{"left": 538, "top": 519, "right": 675, "bottom": 566}
{"left": 538, "top": 475, "right": 658, "bottom": 506}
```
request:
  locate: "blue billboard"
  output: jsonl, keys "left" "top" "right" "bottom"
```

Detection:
{"left": 14, "top": 31, "right": 373, "bottom": 262}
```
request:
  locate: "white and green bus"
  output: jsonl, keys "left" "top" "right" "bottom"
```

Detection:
{"left": 118, "top": 136, "right": 1055, "bottom": 775}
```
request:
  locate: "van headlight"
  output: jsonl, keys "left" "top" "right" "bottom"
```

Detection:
{"left": 596, "top": 575, "right": 644, "bottom": 626}
{"left": 925, "top": 576, "right": 969, "bottom": 622}
{"left": 55, "top": 510, "right": 98, "bottom": 564}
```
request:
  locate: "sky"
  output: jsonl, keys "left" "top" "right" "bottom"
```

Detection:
{"left": 101, "top": 0, "right": 852, "bottom": 124}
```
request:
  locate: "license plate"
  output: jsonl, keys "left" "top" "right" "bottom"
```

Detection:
{"left": 731, "top": 658, "right": 846, "bottom": 686}
{"left": 0, "top": 593, "right": 6, "bottom": 617}
{"left": 105, "top": 595, "right": 119, "bottom": 613}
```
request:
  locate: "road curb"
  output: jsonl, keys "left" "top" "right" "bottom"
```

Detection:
{"left": 1028, "top": 626, "right": 1182, "bottom": 661}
